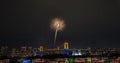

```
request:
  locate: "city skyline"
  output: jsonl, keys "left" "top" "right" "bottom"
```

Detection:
{"left": 0, "top": 0, "right": 120, "bottom": 48}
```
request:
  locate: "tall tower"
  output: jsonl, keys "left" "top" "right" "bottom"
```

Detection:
{"left": 38, "top": 46, "right": 44, "bottom": 56}
{"left": 39, "top": 46, "right": 44, "bottom": 52}
{"left": 63, "top": 42, "right": 69, "bottom": 55}
{"left": 64, "top": 42, "right": 69, "bottom": 50}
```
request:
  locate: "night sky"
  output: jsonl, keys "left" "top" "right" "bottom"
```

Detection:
{"left": 0, "top": 0, "right": 120, "bottom": 48}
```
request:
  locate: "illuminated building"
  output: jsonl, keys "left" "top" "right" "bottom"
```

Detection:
{"left": 22, "top": 59, "right": 31, "bottom": 63}
{"left": 69, "top": 58, "right": 74, "bottom": 63}
{"left": 87, "top": 57, "right": 92, "bottom": 63}
{"left": 64, "top": 42, "right": 69, "bottom": 50}
{"left": 27, "top": 46, "right": 32, "bottom": 56}
{"left": 21, "top": 47, "right": 26, "bottom": 52}
{"left": 0, "top": 46, "right": 8, "bottom": 56}
{"left": 65, "top": 58, "right": 69, "bottom": 63}
{"left": 33, "top": 48, "right": 38, "bottom": 56}
{"left": 39, "top": 46, "right": 44, "bottom": 52}
{"left": 72, "top": 50, "right": 82, "bottom": 56}
{"left": 64, "top": 42, "right": 69, "bottom": 55}
{"left": 20, "top": 47, "right": 27, "bottom": 57}
{"left": 11, "top": 48, "right": 16, "bottom": 57}
{"left": 0, "top": 42, "right": 120, "bottom": 63}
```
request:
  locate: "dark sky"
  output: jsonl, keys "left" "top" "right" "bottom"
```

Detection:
{"left": 0, "top": 0, "right": 120, "bottom": 48}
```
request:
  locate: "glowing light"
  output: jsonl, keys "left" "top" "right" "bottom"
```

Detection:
{"left": 72, "top": 50, "right": 82, "bottom": 56}
{"left": 50, "top": 18, "right": 65, "bottom": 45}
{"left": 64, "top": 50, "right": 69, "bottom": 55}
{"left": 64, "top": 42, "right": 69, "bottom": 50}
{"left": 50, "top": 18, "right": 65, "bottom": 31}
{"left": 69, "top": 58, "right": 74, "bottom": 63}
{"left": 22, "top": 60, "right": 31, "bottom": 63}
{"left": 65, "top": 58, "right": 69, "bottom": 63}
{"left": 39, "top": 46, "right": 44, "bottom": 52}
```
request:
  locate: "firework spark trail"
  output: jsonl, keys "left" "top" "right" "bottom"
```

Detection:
{"left": 54, "top": 28, "right": 58, "bottom": 45}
